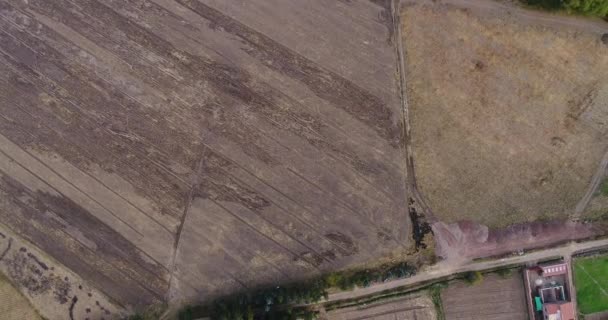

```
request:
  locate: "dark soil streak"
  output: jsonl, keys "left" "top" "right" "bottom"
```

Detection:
{"left": 69, "top": 296, "right": 78, "bottom": 320}
{"left": 0, "top": 12, "right": 195, "bottom": 162}
{"left": 196, "top": 145, "right": 356, "bottom": 259}
{"left": 20, "top": 0, "right": 393, "bottom": 188}
{"left": 0, "top": 44, "right": 188, "bottom": 220}
{"left": 27, "top": 252, "right": 49, "bottom": 271}
{"left": 0, "top": 173, "right": 167, "bottom": 305}
{"left": 177, "top": 0, "right": 402, "bottom": 147}
{"left": 197, "top": 146, "right": 370, "bottom": 261}
{"left": 0, "top": 237, "right": 11, "bottom": 261}
{"left": 194, "top": 149, "right": 336, "bottom": 266}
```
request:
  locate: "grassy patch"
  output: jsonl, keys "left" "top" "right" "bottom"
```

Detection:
{"left": 521, "top": 0, "right": 608, "bottom": 18}
{"left": 462, "top": 271, "right": 484, "bottom": 286}
{"left": 599, "top": 178, "right": 608, "bottom": 196}
{"left": 429, "top": 283, "right": 447, "bottom": 320}
{"left": 574, "top": 255, "right": 608, "bottom": 314}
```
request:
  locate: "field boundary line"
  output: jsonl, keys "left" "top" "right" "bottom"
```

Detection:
{"left": 576, "top": 264, "right": 608, "bottom": 297}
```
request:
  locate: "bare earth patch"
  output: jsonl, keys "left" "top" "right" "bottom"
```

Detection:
{"left": 403, "top": 0, "right": 608, "bottom": 227}
{"left": 442, "top": 272, "right": 528, "bottom": 320}
{"left": 326, "top": 292, "right": 436, "bottom": 320}
{"left": 0, "top": 0, "right": 409, "bottom": 312}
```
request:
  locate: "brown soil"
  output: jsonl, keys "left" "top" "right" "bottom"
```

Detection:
{"left": 432, "top": 219, "right": 602, "bottom": 261}
{"left": 326, "top": 292, "right": 436, "bottom": 320}
{"left": 0, "top": 0, "right": 410, "bottom": 309}
{"left": 442, "top": 272, "right": 528, "bottom": 320}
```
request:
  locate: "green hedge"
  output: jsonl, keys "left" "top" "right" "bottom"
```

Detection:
{"left": 522, "top": 0, "right": 608, "bottom": 17}
{"left": 177, "top": 262, "right": 417, "bottom": 320}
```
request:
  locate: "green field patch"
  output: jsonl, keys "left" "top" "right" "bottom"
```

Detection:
{"left": 574, "top": 255, "right": 608, "bottom": 314}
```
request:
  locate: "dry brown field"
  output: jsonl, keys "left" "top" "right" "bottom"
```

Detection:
{"left": 402, "top": 0, "right": 608, "bottom": 227}
{"left": 0, "top": 0, "right": 410, "bottom": 314}
{"left": 0, "top": 271, "right": 42, "bottom": 320}
{"left": 326, "top": 292, "right": 436, "bottom": 320}
{"left": 442, "top": 272, "right": 527, "bottom": 320}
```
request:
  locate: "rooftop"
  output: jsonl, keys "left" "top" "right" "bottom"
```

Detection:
{"left": 544, "top": 301, "right": 575, "bottom": 320}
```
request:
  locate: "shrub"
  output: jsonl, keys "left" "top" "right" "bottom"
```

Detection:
{"left": 522, "top": 0, "right": 608, "bottom": 17}
{"left": 495, "top": 268, "right": 513, "bottom": 278}
{"left": 564, "top": 0, "right": 608, "bottom": 17}
{"left": 600, "top": 178, "right": 608, "bottom": 196}
{"left": 178, "top": 306, "right": 194, "bottom": 320}
{"left": 463, "top": 271, "right": 484, "bottom": 285}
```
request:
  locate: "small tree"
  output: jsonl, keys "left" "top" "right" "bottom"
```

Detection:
{"left": 463, "top": 271, "right": 484, "bottom": 285}
{"left": 496, "top": 268, "right": 513, "bottom": 278}
{"left": 564, "top": 0, "right": 608, "bottom": 17}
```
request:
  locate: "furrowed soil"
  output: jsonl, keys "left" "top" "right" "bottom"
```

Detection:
{"left": 0, "top": 0, "right": 410, "bottom": 313}
{"left": 402, "top": 0, "right": 608, "bottom": 228}
{"left": 326, "top": 292, "right": 436, "bottom": 320}
{"left": 441, "top": 272, "right": 528, "bottom": 320}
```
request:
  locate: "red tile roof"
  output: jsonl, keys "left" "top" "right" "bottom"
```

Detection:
{"left": 541, "top": 263, "right": 568, "bottom": 276}
{"left": 544, "top": 302, "right": 575, "bottom": 320}
{"left": 559, "top": 302, "right": 575, "bottom": 320}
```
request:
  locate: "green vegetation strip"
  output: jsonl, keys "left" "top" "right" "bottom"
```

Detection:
{"left": 574, "top": 255, "right": 608, "bottom": 314}
{"left": 172, "top": 262, "right": 416, "bottom": 320}
{"left": 429, "top": 283, "right": 446, "bottom": 320}
{"left": 600, "top": 178, "right": 608, "bottom": 196}
{"left": 521, "top": 0, "right": 608, "bottom": 18}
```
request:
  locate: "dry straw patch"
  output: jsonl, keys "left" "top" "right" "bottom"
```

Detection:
{"left": 0, "top": 272, "right": 42, "bottom": 320}
{"left": 403, "top": 2, "right": 608, "bottom": 227}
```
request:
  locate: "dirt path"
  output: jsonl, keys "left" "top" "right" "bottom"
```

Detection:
{"left": 325, "top": 238, "right": 608, "bottom": 303}
{"left": 575, "top": 149, "right": 608, "bottom": 216}
{"left": 320, "top": 0, "right": 608, "bottom": 309}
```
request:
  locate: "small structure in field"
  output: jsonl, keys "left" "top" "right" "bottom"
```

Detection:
{"left": 524, "top": 262, "right": 576, "bottom": 320}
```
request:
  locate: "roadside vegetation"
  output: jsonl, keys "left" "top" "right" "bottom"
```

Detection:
{"left": 462, "top": 271, "right": 484, "bottom": 285}
{"left": 169, "top": 262, "right": 417, "bottom": 320}
{"left": 125, "top": 304, "right": 167, "bottom": 320}
{"left": 574, "top": 255, "right": 608, "bottom": 315}
{"left": 599, "top": 177, "right": 608, "bottom": 196}
{"left": 429, "top": 283, "right": 447, "bottom": 320}
{"left": 522, "top": 0, "right": 608, "bottom": 18}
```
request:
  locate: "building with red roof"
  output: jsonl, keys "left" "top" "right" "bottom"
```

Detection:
{"left": 543, "top": 301, "right": 575, "bottom": 320}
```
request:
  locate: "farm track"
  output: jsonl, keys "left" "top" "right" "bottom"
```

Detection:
{"left": 0, "top": 0, "right": 412, "bottom": 315}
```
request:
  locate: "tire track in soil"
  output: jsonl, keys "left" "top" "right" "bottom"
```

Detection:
{"left": 0, "top": 0, "right": 412, "bottom": 306}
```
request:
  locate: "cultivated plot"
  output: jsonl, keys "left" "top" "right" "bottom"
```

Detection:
{"left": 0, "top": 0, "right": 409, "bottom": 312}
{"left": 327, "top": 292, "right": 436, "bottom": 320}
{"left": 442, "top": 272, "right": 528, "bottom": 320}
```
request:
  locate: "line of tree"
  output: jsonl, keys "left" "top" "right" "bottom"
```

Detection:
{"left": 176, "top": 262, "right": 417, "bottom": 320}
{"left": 325, "top": 262, "right": 416, "bottom": 290}
{"left": 522, "top": 0, "right": 608, "bottom": 18}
